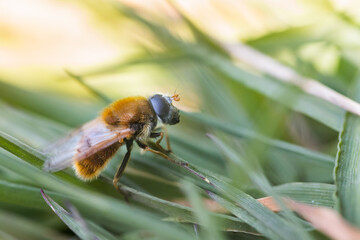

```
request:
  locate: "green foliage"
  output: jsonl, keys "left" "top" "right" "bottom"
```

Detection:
{"left": 1, "top": 1, "right": 360, "bottom": 239}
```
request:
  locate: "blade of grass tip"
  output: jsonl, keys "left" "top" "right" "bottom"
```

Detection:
{"left": 65, "top": 200, "right": 92, "bottom": 236}
{"left": 221, "top": 43, "right": 360, "bottom": 117}
{"left": 181, "top": 181, "right": 225, "bottom": 240}
{"left": 64, "top": 69, "right": 112, "bottom": 104}
{"left": 66, "top": 203, "right": 126, "bottom": 240}
{"left": 193, "top": 224, "right": 199, "bottom": 240}
{"left": 207, "top": 134, "right": 312, "bottom": 240}
{"left": 41, "top": 189, "right": 113, "bottom": 240}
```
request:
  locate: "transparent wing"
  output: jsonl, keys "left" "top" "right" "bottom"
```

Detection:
{"left": 43, "top": 118, "right": 133, "bottom": 172}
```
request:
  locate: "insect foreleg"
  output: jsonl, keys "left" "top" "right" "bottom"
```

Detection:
{"left": 136, "top": 141, "right": 213, "bottom": 187}
{"left": 150, "top": 127, "right": 172, "bottom": 152}
{"left": 136, "top": 140, "right": 185, "bottom": 167}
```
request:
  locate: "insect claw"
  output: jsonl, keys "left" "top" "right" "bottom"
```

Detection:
{"left": 113, "top": 180, "right": 130, "bottom": 202}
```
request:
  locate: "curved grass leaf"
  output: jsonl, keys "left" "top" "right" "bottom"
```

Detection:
{"left": 124, "top": 184, "right": 255, "bottom": 234}
{"left": 196, "top": 51, "right": 344, "bottom": 131}
{"left": 334, "top": 112, "right": 360, "bottom": 226}
{"left": 207, "top": 190, "right": 294, "bottom": 240}
{"left": 41, "top": 189, "right": 117, "bottom": 240}
{"left": 181, "top": 181, "right": 225, "bottom": 240}
{"left": 0, "top": 81, "right": 100, "bottom": 126}
{"left": 207, "top": 135, "right": 312, "bottom": 240}
{"left": 184, "top": 112, "right": 334, "bottom": 168}
{"left": 273, "top": 182, "right": 335, "bottom": 208}
{"left": 246, "top": 25, "right": 326, "bottom": 53}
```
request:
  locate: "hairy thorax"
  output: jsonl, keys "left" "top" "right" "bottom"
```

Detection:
{"left": 101, "top": 96, "right": 157, "bottom": 143}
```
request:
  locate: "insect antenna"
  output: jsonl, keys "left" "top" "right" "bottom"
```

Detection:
{"left": 171, "top": 87, "right": 181, "bottom": 102}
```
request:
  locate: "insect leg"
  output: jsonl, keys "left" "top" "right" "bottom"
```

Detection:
{"left": 136, "top": 141, "right": 213, "bottom": 186}
{"left": 136, "top": 140, "right": 185, "bottom": 167}
{"left": 150, "top": 127, "right": 172, "bottom": 152}
{"left": 150, "top": 132, "right": 167, "bottom": 153}
{"left": 113, "top": 140, "right": 133, "bottom": 201}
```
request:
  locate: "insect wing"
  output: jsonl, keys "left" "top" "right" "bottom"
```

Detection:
{"left": 43, "top": 118, "right": 133, "bottom": 172}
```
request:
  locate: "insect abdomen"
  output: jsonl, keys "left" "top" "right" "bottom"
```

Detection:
{"left": 74, "top": 142, "right": 122, "bottom": 180}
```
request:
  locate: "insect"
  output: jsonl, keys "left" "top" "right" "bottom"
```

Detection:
{"left": 43, "top": 93, "right": 180, "bottom": 195}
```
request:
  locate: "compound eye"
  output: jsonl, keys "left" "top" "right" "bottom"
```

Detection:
{"left": 150, "top": 95, "right": 171, "bottom": 122}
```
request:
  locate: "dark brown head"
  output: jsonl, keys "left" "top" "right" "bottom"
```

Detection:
{"left": 149, "top": 94, "right": 180, "bottom": 125}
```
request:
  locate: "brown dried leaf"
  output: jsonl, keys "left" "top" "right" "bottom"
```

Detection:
{"left": 257, "top": 196, "right": 360, "bottom": 240}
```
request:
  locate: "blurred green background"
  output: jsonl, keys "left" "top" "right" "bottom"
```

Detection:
{"left": 1, "top": 0, "right": 360, "bottom": 239}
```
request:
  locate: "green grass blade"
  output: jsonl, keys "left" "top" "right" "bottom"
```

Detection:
{"left": 64, "top": 70, "right": 112, "bottom": 104}
{"left": 181, "top": 181, "right": 225, "bottom": 240}
{"left": 274, "top": 182, "right": 335, "bottom": 208}
{"left": 41, "top": 189, "right": 117, "bottom": 240}
{"left": 184, "top": 112, "right": 334, "bottom": 168}
{"left": 207, "top": 190, "right": 290, "bottom": 240}
{"left": 124, "top": 184, "right": 255, "bottom": 233}
{"left": 334, "top": 112, "right": 360, "bottom": 226}
{"left": 207, "top": 135, "right": 312, "bottom": 240}
{"left": 0, "top": 81, "right": 100, "bottom": 126}
{"left": 246, "top": 26, "right": 325, "bottom": 53}
{"left": 197, "top": 52, "right": 344, "bottom": 131}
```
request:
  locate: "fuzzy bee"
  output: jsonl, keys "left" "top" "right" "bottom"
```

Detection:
{"left": 43, "top": 94, "right": 180, "bottom": 192}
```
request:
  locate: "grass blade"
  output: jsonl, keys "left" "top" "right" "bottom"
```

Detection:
{"left": 334, "top": 112, "right": 360, "bottom": 226}
{"left": 207, "top": 135, "right": 311, "bottom": 240}
{"left": 184, "top": 112, "right": 334, "bottom": 168}
{"left": 41, "top": 189, "right": 117, "bottom": 240}
{"left": 274, "top": 182, "right": 335, "bottom": 208}
{"left": 181, "top": 181, "right": 225, "bottom": 240}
